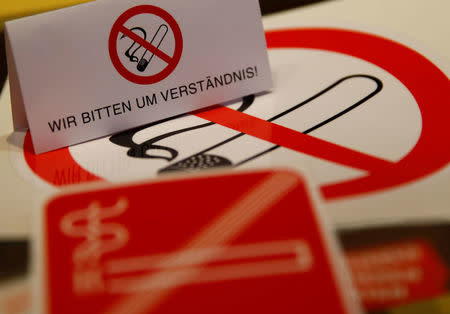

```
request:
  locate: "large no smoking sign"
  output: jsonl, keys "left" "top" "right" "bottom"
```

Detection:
{"left": 109, "top": 5, "right": 183, "bottom": 85}
{"left": 22, "top": 28, "right": 450, "bottom": 201}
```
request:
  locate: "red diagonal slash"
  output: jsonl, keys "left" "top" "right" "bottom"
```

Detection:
{"left": 119, "top": 26, "right": 173, "bottom": 64}
{"left": 194, "top": 105, "right": 395, "bottom": 173}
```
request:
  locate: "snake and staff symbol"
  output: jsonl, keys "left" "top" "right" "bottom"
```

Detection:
{"left": 120, "top": 24, "right": 169, "bottom": 72}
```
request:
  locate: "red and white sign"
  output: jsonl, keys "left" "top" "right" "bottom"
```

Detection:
{"left": 108, "top": 5, "right": 183, "bottom": 85}
{"left": 22, "top": 28, "right": 450, "bottom": 202}
{"left": 195, "top": 28, "right": 450, "bottom": 199}
{"left": 347, "top": 240, "right": 449, "bottom": 310}
{"left": 36, "top": 170, "right": 359, "bottom": 314}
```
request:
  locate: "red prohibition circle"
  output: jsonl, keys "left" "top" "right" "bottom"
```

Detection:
{"left": 24, "top": 28, "right": 450, "bottom": 200}
{"left": 108, "top": 5, "right": 183, "bottom": 85}
{"left": 265, "top": 28, "right": 450, "bottom": 199}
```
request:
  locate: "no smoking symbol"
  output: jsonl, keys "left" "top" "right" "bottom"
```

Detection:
{"left": 109, "top": 5, "right": 183, "bottom": 85}
{"left": 23, "top": 28, "right": 450, "bottom": 202}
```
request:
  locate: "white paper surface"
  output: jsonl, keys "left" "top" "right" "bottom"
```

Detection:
{"left": 5, "top": 0, "right": 272, "bottom": 153}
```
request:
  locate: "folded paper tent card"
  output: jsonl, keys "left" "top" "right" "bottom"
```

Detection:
{"left": 5, "top": 0, "right": 272, "bottom": 153}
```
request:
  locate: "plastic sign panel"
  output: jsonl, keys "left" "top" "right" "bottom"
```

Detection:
{"left": 5, "top": 0, "right": 272, "bottom": 153}
{"left": 19, "top": 27, "right": 450, "bottom": 228}
{"left": 35, "top": 170, "right": 360, "bottom": 314}
{"left": 4, "top": 23, "right": 450, "bottom": 237}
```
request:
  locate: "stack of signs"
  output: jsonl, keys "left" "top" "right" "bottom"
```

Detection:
{"left": 0, "top": 1, "right": 449, "bottom": 313}
{"left": 13, "top": 24, "right": 449, "bottom": 229}
{"left": 34, "top": 170, "right": 361, "bottom": 314}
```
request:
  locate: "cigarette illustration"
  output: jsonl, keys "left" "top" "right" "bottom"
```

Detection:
{"left": 105, "top": 240, "right": 313, "bottom": 293}
{"left": 137, "top": 24, "right": 169, "bottom": 72}
{"left": 159, "top": 74, "right": 382, "bottom": 173}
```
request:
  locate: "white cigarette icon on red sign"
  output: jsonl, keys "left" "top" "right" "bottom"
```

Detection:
{"left": 105, "top": 240, "right": 313, "bottom": 293}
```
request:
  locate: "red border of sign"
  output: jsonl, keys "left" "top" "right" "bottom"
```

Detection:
{"left": 24, "top": 28, "right": 450, "bottom": 199}
{"left": 263, "top": 28, "right": 449, "bottom": 199}
{"left": 109, "top": 5, "right": 183, "bottom": 85}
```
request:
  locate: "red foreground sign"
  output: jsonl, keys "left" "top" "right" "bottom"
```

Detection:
{"left": 38, "top": 170, "right": 358, "bottom": 314}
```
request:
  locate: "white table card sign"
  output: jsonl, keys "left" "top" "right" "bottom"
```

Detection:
{"left": 5, "top": 0, "right": 272, "bottom": 153}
